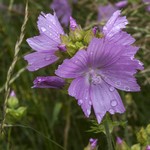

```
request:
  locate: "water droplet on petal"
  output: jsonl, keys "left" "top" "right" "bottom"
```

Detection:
{"left": 89, "top": 100, "right": 92, "bottom": 105}
{"left": 34, "top": 67, "right": 39, "bottom": 71}
{"left": 130, "top": 56, "right": 134, "bottom": 60}
{"left": 86, "top": 109, "right": 91, "bottom": 116}
{"left": 124, "top": 86, "right": 130, "bottom": 91}
{"left": 78, "top": 99, "right": 83, "bottom": 105}
{"left": 111, "top": 100, "right": 118, "bottom": 107}
{"left": 41, "top": 27, "right": 46, "bottom": 32}
{"left": 37, "top": 78, "right": 42, "bottom": 82}
{"left": 115, "top": 81, "right": 121, "bottom": 86}
{"left": 45, "top": 56, "right": 51, "bottom": 61}
{"left": 97, "top": 114, "right": 102, "bottom": 124}
{"left": 109, "top": 108, "right": 115, "bottom": 114}
{"left": 109, "top": 86, "right": 115, "bottom": 92}
{"left": 138, "top": 60, "right": 143, "bottom": 66}
{"left": 29, "top": 62, "right": 33, "bottom": 65}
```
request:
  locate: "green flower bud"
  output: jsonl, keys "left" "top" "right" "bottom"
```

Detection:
{"left": 8, "top": 96, "right": 19, "bottom": 109}
{"left": 137, "top": 127, "right": 148, "bottom": 145}
{"left": 146, "top": 124, "right": 150, "bottom": 135}
{"left": 69, "top": 26, "right": 84, "bottom": 42}
{"left": 84, "top": 29, "right": 94, "bottom": 44}
{"left": 131, "top": 144, "right": 141, "bottom": 150}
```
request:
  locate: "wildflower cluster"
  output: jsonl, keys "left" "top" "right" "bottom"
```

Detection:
{"left": 24, "top": 10, "right": 143, "bottom": 124}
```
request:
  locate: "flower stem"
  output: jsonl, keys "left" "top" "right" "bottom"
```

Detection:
{"left": 104, "top": 117, "right": 114, "bottom": 150}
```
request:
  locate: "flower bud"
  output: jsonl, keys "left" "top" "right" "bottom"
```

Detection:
{"left": 8, "top": 91, "right": 19, "bottom": 109}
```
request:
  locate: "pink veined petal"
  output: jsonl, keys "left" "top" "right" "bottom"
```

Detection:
{"left": 106, "top": 31, "right": 135, "bottom": 46}
{"left": 103, "top": 10, "right": 128, "bottom": 39}
{"left": 24, "top": 51, "right": 59, "bottom": 71}
{"left": 99, "top": 46, "right": 144, "bottom": 92}
{"left": 55, "top": 50, "right": 89, "bottom": 78}
{"left": 37, "top": 12, "right": 64, "bottom": 43}
{"left": 26, "top": 34, "right": 59, "bottom": 51}
{"left": 87, "top": 38, "right": 125, "bottom": 69}
{"left": 68, "top": 76, "right": 91, "bottom": 117}
{"left": 90, "top": 80, "right": 125, "bottom": 124}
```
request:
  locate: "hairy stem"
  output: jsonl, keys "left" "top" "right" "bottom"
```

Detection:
{"left": 104, "top": 117, "right": 113, "bottom": 150}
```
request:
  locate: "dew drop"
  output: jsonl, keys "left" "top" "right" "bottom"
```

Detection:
{"left": 109, "top": 86, "right": 115, "bottom": 92}
{"left": 130, "top": 56, "right": 134, "bottom": 60}
{"left": 45, "top": 56, "right": 51, "bottom": 61}
{"left": 109, "top": 108, "right": 115, "bottom": 114}
{"left": 115, "top": 81, "right": 121, "bottom": 86}
{"left": 34, "top": 67, "right": 39, "bottom": 71}
{"left": 78, "top": 99, "right": 83, "bottom": 105}
{"left": 89, "top": 100, "right": 92, "bottom": 105}
{"left": 111, "top": 100, "right": 118, "bottom": 107}
{"left": 41, "top": 27, "right": 46, "bottom": 32}
{"left": 37, "top": 78, "right": 42, "bottom": 82}
{"left": 86, "top": 109, "right": 91, "bottom": 116}
{"left": 138, "top": 60, "right": 143, "bottom": 66}
{"left": 97, "top": 114, "right": 102, "bottom": 124}
{"left": 29, "top": 62, "right": 33, "bottom": 65}
{"left": 124, "top": 86, "right": 130, "bottom": 91}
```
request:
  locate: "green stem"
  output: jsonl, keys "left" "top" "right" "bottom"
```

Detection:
{"left": 104, "top": 118, "right": 113, "bottom": 150}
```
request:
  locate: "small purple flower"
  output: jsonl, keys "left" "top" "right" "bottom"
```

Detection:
{"left": 98, "top": 4, "right": 117, "bottom": 22}
{"left": 115, "top": 0, "right": 128, "bottom": 9}
{"left": 10, "top": 90, "right": 16, "bottom": 97}
{"left": 116, "top": 137, "right": 123, "bottom": 144}
{"left": 51, "top": 0, "right": 72, "bottom": 26}
{"left": 70, "top": 16, "right": 78, "bottom": 30}
{"left": 32, "top": 76, "right": 65, "bottom": 89}
{"left": 98, "top": 2, "right": 128, "bottom": 22}
{"left": 143, "top": 0, "right": 150, "bottom": 12}
{"left": 146, "top": 145, "right": 150, "bottom": 150}
{"left": 24, "top": 12, "right": 65, "bottom": 71}
{"left": 89, "top": 138, "right": 98, "bottom": 149}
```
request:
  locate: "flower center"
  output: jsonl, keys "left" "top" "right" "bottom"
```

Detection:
{"left": 89, "top": 69, "right": 102, "bottom": 85}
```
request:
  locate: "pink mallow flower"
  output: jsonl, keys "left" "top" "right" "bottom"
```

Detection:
{"left": 24, "top": 12, "right": 65, "bottom": 71}
{"left": 55, "top": 11, "right": 143, "bottom": 123}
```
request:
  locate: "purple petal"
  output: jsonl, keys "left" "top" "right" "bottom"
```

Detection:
{"left": 146, "top": 145, "right": 150, "bottom": 150}
{"left": 115, "top": 0, "right": 128, "bottom": 9}
{"left": 26, "top": 34, "right": 59, "bottom": 51}
{"left": 68, "top": 76, "right": 91, "bottom": 117}
{"left": 32, "top": 76, "right": 65, "bottom": 89}
{"left": 103, "top": 10, "right": 128, "bottom": 39}
{"left": 10, "top": 91, "right": 16, "bottom": 97}
{"left": 70, "top": 16, "right": 78, "bottom": 30}
{"left": 90, "top": 80, "right": 125, "bottom": 124}
{"left": 37, "top": 12, "right": 64, "bottom": 43}
{"left": 116, "top": 137, "right": 123, "bottom": 144}
{"left": 98, "top": 4, "right": 117, "bottom": 22}
{"left": 106, "top": 31, "right": 135, "bottom": 46}
{"left": 87, "top": 38, "right": 124, "bottom": 69}
{"left": 99, "top": 46, "right": 144, "bottom": 92}
{"left": 55, "top": 50, "right": 89, "bottom": 78}
{"left": 24, "top": 51, "right": 59, "bottom": 71}
{"left": 89, "top": 138, "right": 98, "bottom": 149}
